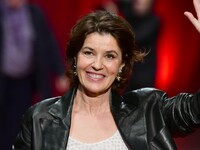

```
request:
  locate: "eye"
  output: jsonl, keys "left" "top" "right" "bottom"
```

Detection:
{"left": 105, "top": 54, "right": 116, "bottom": 60}
{"left": 83, "top": 51, "right": 94, "bottom": 57}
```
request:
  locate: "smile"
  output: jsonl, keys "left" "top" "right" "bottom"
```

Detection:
{"left": 87, "top": 73, "right": 105, "bottom": 79}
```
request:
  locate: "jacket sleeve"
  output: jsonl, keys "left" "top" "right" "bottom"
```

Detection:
{"left": 161, "top": 90, "right": 200, "bottom": 135}
{"left": 12, "top": 110, "right": 32, "bottom": 150}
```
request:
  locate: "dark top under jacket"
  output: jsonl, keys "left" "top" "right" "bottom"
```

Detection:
{"left": 13, "top": 87, "right": 200, "bottom": 150}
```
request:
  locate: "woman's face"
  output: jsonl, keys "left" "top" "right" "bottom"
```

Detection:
{"left": 76, "top": 32, "right": 124, "bottom": 96}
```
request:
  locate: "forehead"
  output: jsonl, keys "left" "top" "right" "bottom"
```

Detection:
{"left": 82, "top": 32, "right": 121, "bottom": 53}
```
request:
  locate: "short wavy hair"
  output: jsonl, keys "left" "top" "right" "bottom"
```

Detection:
{"left": 66, "top": 10, "right": 146, "bottom": 93}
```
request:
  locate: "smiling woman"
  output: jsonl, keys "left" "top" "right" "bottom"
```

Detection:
{"left": 65, "top": 11, "right": 146, "bottom": 93}
{"left": 76, "top": 33, "right": 124, "bottom": 96}
{"left": 13, "top": 1, "right": 200, "bottom": 149}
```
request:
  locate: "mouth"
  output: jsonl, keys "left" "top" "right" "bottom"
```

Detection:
{"left": 87, "top": 72, "right": 105, "bottom": 80}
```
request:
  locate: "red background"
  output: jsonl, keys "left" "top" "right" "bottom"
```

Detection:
{"left": 29, "top": 0, "right": 200, "bottom": 149}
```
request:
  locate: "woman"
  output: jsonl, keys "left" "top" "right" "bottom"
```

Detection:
{"left": 13, "top": 0, "right": 200, "bottom": 149}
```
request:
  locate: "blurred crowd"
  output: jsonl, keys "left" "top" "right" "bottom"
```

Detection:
{"left": 0, "top": 0, "right": 69, "bottom": 149}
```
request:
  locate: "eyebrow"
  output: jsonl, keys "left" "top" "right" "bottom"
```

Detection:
{"left": 82, "top": 47, "right": 94, "bottom": 51}
{"left": 82, "top": 47, "right": 119, "bottom": 54}
{"left": 105, "top": 50, "right": 119, "bottom": 56}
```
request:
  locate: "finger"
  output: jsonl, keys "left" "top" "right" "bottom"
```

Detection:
{"left": 184, "top": 11, "right": 200, "bottom": 32}
{"left": 193, "top": 0, "right": 200, "bottom": 20}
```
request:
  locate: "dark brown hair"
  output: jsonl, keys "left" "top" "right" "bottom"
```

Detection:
{"left": 66, "top": 10, "right": 146, "bottom": 93}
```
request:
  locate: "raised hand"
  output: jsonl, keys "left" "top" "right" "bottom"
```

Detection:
{"left": 184, "top": 0, "right": 200, "bottom": 33}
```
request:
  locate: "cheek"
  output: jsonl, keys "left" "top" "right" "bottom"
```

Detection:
{"left": 76, "top": 56, "right": 91, "bottom": 71}
{"left": 106, "top": 63, "right": 120, "bottom": 76}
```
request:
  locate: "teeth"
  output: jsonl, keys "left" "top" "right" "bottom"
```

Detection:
{"left": 88, "top": 73, "right": 104, "bottom": 79}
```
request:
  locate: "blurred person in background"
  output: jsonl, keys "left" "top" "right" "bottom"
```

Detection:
{"left": 119, "top": 0, "right": 161, "bottom": 92}
{"left": 96, "top": 0, "right": 120, "bottom": 14}
{"left": 0, "top": 0, "right": 69, "bottom": 149}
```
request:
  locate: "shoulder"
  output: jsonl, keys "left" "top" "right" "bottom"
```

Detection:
{"left": 122, "top": 87, "right": 167, "bottom": 105}
{"left": 22, "top": 96, "right": 61, "bottom": 122}
{"left": 22, "top": 88, "right": 76, "bottom": 122}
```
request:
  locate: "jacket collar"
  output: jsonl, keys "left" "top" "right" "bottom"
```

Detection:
{"left": 48, "top": 87, "right": 126, "bottom": 120}
{"left": 47, "top": 86, "right": 136, "bottom": 133}
{"left": 44, "top": 87, "right": 133, "bottom": 150}
{"left": 48, "top": 87, "right": 77, "bottom": 127}
{"left": 40, "top": 88, "right": 76, "bottom": 150}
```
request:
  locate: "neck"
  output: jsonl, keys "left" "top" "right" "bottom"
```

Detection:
{"left": 73, "top": 88, "right": 111, "bottom": 116}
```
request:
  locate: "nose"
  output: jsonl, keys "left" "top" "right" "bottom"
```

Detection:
{"left": 92, "top": 57, "right": 103, "bottom": 70}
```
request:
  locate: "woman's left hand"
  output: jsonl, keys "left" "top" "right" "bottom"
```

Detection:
{"left": 184, "top": 0, "right": 200, "bottom": 33}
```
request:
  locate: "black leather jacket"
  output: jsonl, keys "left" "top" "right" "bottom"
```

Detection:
{"left": 13, "top": 87, "right": 200, "bottom": 150}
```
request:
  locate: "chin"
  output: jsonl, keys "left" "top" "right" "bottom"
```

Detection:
{"left": 83, "top": 86, "right": 111, "bottom": 96}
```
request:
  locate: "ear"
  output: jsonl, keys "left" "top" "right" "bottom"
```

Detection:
{"left": 120, "top": 63, "right": 125, "bottom": 69}
{"left": 119, "top": 63, "right": 125, "bottom": 72}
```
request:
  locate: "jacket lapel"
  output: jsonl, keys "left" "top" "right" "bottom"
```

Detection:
{"left": 110, "top": 90, "right": 149, "bottom": 150}
{"left": 110, "top": 90, "right": 134, "bottom": 150}
{"left": 40, "top": 118, "right": 69, "bottom": 150}
{"left": 41, "top": 88, "right": 76, "bottom": 150}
